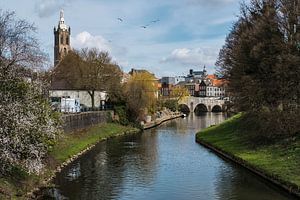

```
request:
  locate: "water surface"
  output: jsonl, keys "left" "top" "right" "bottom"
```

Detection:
{"left": 44, "top": 113, "right": 296, "bottom": 200}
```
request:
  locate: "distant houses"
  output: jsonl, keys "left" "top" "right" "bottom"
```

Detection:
{"left": 159, "top": 66, "right": 227, "bottom": 98}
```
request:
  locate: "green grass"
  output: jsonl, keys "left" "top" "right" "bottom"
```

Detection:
{"left": 0, "top": 123, "right": 140, "bottom": 199}
{"left": 50, "top": 123, "right": 139, "bottom": 163}
{"left": 196, "top": 114, "right": 300, "bottom": 188}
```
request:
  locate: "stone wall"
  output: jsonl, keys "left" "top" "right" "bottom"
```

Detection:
{"left": 62, "top": 111, "right": 113, "bottom": 133}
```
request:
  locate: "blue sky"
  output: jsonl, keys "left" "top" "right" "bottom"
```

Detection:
{"left": 0, "top": 0, "right": 244, "bottom": 77}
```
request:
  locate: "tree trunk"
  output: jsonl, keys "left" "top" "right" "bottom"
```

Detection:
{"left": 88, "top": 90, "right": 95, "bottom": 110}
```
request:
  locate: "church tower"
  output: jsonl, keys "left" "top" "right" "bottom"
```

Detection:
{"left": 54, "top": 10, "right": 71, "bottom": 66}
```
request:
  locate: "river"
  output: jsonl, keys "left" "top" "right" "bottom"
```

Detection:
{"left": 43, "top": 113, "right": 296, "bottom": 200}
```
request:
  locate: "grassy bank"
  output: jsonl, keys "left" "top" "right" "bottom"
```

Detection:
{"left": 0, "top": 123, "right": 140, "bottom": 199}
{"left": 196, "top": 114, "right": 300, "bottom": 193}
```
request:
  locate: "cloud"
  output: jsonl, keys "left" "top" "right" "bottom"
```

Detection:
{"left": 71, "top": 31, "right": 111, "bottom": 52}
{"left": 35, "top": 0, "right": 71, "bottom": 18}
{"left": 161, "top": 47, "right": 219, "bottom": 67}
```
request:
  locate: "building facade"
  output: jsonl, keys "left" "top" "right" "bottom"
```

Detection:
{"left": 199, "top": 80, "right": 206, "bottom": 97}
{"left": 206, "top": 86, "right": 225, "bottom": 97}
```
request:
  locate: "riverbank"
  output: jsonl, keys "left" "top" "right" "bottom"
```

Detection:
{"left": 0, "top": 123, "right": 140, "bottom": 199}
{"left": 196, "top": 114, "right": 300, "bottom": 198}
{"left": 143, "top": 111, "right": 183, "bottom": 130}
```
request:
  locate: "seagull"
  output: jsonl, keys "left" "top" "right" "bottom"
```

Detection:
{"left": 117, "top": 18, "right": 123, "bottom": 22}
{"left": 141, "top": 25, "right": 148, "bottom": 29}
{"left": 151, "top": 19, "right": 160, "bottom": 23}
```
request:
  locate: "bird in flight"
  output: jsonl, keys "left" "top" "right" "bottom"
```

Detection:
{"left": 141, "top": 25, "right": 148, "bottom": 29}
{"left": 151, "top": 19, "right": 160, "bottom": 23}
{"left": 117, "top": 18, "right": 123, "bottom": 22}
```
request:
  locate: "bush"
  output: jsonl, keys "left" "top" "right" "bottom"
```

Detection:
{"left": 114, "top": 105, "right": 130, "bottom": 126}
{"left": 241, "top": 109, "right": 300, "bottom": 141}
{"left": 163, "top": 100, "right": 178, "bottom": 112}
{"left": 0, "top": 77, "right": 61, "bottom": 175}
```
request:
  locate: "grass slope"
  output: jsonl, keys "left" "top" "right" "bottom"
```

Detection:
{"left": 196, "top": 114, "right": 300, "bottom": 188}
{"left": 0, "top": 123, "right": 139, "bottom": 199}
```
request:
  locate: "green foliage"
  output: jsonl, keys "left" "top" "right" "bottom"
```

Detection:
{"left": 170, "top": 86, "right": 189, "bottom": 102}
{"left": 114, "top": 105, "right": 130, "bottom": 126}
{"left": 163, "top": 99, "right": 178, "bottom": 112}
{"left": 50, "top": 123, "right": 139, "bottom": 163}
{"left": 216, "top": 0, "right": 300, "bottom": 137}
{"left": 125, "top": 71, "right": 158, "bottom": 122}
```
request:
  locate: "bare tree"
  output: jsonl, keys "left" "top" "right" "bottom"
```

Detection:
{"left": 52, "top": 48, "right": 123, "bottom": 109}
{"left": 0, "top": 10, "right": 45, "bottom": 75}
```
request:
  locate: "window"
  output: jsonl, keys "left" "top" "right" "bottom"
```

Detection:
{"left": 61, "top": 36, "right": 64, "bottom": 44}
{"left": 66, "top": 36, "right": 69, "bottom": 45}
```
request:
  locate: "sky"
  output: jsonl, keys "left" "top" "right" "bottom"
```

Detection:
{"left": 0, "top": 0, "right": 245, "bottom": 77}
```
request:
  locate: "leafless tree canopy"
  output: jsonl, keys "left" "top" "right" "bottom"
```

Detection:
{"left": 0, "top": 10, "right": 45, "bottom": 74}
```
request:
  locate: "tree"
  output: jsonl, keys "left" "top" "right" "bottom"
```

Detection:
{"left": 52, "top": 48, "right": 123, "bottom": 109}
{"left": 162, "top": 86, "right": 190, "bottom": 111}
{"left": 0, "top": 10, "right": 45, "bottom": 74}
{"left": 216, "top": 0, "right": 300, "bottom": 137}
{"left": 170, "top": 86, "right": 190, "bottom": 102}
{"left": 0, "top": 10, "right": 60, "bottom": 175}
{"left": 125, "top": 71, "right": 158, "bottom": 122}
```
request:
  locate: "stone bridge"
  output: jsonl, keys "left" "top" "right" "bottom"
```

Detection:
{"left": 178, "top": 97, "right": 226, "bottom": 112}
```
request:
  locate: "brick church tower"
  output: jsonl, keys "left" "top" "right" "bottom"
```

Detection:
{"left": 54, "top": 10, "right": 71, "bottom": 66}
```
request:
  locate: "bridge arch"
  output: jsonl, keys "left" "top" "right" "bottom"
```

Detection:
{"left": 211, "top": 105, "right": 222, "bottom": 112}
{"left": 194, "top": 103, "right": 208, "bottom": 115}
{"left": 178, "top": 104, "right": 190, "bottom": 114}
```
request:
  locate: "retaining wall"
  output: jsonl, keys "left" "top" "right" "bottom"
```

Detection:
{"left": 62, "top": 111, "right": 113, "bottom": 133}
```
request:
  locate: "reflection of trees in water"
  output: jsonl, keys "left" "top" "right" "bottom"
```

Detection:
{"left": 49, "top": 131, "right": 159, "bottom": 200}
{"left": 214, "top": 161, "right": 294, "bottom": 200}
{"left": 170, "top": 113, "right": 227, "bottom": 134}
{"left": 122, "top": 129, "right": 159, "bottom": 186}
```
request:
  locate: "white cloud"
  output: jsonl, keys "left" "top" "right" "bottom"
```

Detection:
{"left": 71, "top": 31, "right": 111, "bottom": 52}
{"left": 161, "top": 47, "right": 219, "bottom": 67}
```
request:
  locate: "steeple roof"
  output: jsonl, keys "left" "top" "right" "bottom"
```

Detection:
{"left": 58, "top": 10, "right": 68, "bottom": 30}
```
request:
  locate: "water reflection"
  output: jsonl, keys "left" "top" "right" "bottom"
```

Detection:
{"left": 44, "top": 113, "right": 296, "bottom": 200}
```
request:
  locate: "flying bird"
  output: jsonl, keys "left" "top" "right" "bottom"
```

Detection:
{"left": 141, "top": 25, "right": 148, "bottom": 29}
{"left": 117, "top": 18, "right": 123, "bottom": 22}
{"left": 151, "top": 19, "right": 160, "bottom": 23}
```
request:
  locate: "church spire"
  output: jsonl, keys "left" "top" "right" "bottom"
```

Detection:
{"left": 60, "top": 10, "right": 64, "bottom": 19}
{"left": 58, "top": 9, "right": 67, "bottom": 30}
{"left": 54, "top": 10, "right": 71, "bottom": 66}
{"left": 59, "top": 10, "right": 64, "bottom": 23}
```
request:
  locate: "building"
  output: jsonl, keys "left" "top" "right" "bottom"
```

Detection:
{"left": 50, "top": 11, "right": 108, "bottom": 108}
{"left": 199, "top": 80, "right": 206, "bottom": 97}
{"left": 129, "top": 68, "right": 153, "bottom": 76}
{"left": 174, "top": 76, "right": 185, "bottom": 85}
{"left": 185, "top": 66, "right": 207, "bottom": 83}
{"left": 185, "top": 83, "right": 196, "bottom": 96}
{"left": 160, "top": 77, "right": 175, "bottom": 96}
{"left": 54, "top": 10, "right": 71, "bottom": 66}
{"left": 206, "top": 86, "right": 225, "bottom": 97}
{"left": 205, "top": 75, "right": 226, "bottom": 98}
